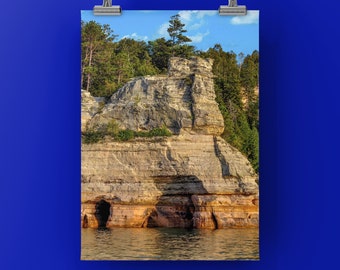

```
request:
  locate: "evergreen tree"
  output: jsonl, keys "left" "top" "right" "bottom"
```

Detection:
{"left": 247, "top": 125, "right": 259, "bottom": 172}
{"left": 81, "top": 21, "right": 117, "bottom": 94}
{"left": 148, "top": 38, "right": 172, "bottom": 73}
{"left": 167, "top": 14, "right": 192, "bottom": 56}
{"left": 240, "top": 55, "right": 257, "bottom": 94}
{"left": 240, "top": 50, "right": 259, "bottom": 128}
{"left": 81, "top": 20, "right": 259, "bottom": 172}
{"left": 205, "top": 45, "right": 242, "bottom": 107}
{"left": 112, "top": 38, "right": 158, "bottom": 88}
{"left": 200, "top": 45, "right": 259, "bottom": 172}
{"left": 237, "top": 52, "right": 245, "bottom": 68}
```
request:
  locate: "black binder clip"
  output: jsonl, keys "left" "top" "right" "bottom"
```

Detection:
{"left": 93, "top": 0, "right": 122, "bottom": 15}
{"left": 219, "top": 0, "right": 247, "bottom": 16}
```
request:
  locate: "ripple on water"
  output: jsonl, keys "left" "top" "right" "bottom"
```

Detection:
{"left": 81, "top": 227, "right": 259, "bottom": 260}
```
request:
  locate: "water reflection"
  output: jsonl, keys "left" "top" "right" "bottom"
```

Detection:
{"left": 81, "top": 227, "right": 259, "bottom": 260}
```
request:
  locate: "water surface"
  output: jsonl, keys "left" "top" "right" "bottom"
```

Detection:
{"left": 81, "top": 227, "right": 259, "bottom": 260}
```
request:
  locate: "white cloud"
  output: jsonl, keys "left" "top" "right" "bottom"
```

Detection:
{"left": 178, "top": 11, "right": 195, "bottom": 21}
{"left": 122, "top": 32, "right": 148, "bottom": 41}
{"left": 179, "top": 10, "right": 217, "bottom": 22}
{"left": 158, "top": 22, "right": 169, "bottom": 36}
{"left": 231, "top": 11, "right": 259, "bottom": 25}
{"left": 196, "top": 10, "right": 217, "bottom": 19}
{"left": 177, "top": 10, "right": 216, "bottom": 32}
{"left": 189, "top": 21, "right": 204, "bottom": 31}
{"left": 158, "top": 10, "right": 216, "bottom": 39}
{"left": 188, "top": 31, "right": 210, "bottom": 43}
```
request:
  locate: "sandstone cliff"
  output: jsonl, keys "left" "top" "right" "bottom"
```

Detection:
{"left": 85, "top": 57, "right": 224, "bottom": 136}
{"left": 81, "top": 57, "right": 259, "bottom": 229}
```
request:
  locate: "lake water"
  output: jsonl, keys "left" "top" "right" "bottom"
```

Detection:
{"left": 81, "top": 227, "right": 259, "bottom": 260}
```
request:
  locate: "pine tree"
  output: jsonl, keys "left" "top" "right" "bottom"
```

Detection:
{"left": 200, "top": 44, "right": 259, "bottom": 172}
{"left": 167, "top": 14, "right": 192, "bottom": 56}
{"left": 248, "top": 125, "right": 259, "bottom": 172}
{"left": 81, "top": 21, "right": 117, "bottom": 94}
{"left": 148, "top": 38, "right": 172, "bottom": 73}
{"left": 240, "top": 51, "right": 259, "bottom": 128}
{"left": 112, "top": 38, "right": 158, "bottom": 88}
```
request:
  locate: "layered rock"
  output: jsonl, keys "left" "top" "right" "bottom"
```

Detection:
{"left": 81, "top": 90, "right": 104, "bottom": 132}
{"left": 86, "top": 57, "right": 224, "bottom": 136}
{"left": 81, "top": 57, "right": 259, "bottom": 229}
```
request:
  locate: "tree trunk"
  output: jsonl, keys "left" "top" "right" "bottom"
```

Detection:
{"left": 81, "top": 47, "right": 89, "bottom": 90}
{"left": 86, "top": 44, "right": 93, "bottom": 92}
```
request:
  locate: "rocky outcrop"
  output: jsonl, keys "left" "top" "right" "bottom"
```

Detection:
{"left": 81, "top": 57, "right": 259, "bottom": 229}
{"left": 81, "top": 90, "right": 102, "bottom": 132}
{"left": 86, "top": 57, "right": 224, "bottom": 136}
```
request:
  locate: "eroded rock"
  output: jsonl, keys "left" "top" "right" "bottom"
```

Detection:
{"left": 81, "top": 57, "right": 259, "bottom": 229}
{"left": 85, "top": 57, "right": 224, "bottom": 136}
{"left": 81, "top": 135, "right": 258, "bottom": 229}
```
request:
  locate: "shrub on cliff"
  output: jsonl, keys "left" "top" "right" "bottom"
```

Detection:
{"left": 82, "top": 130, "right": 105, "bottom": 144}
{"left": 147, "top": 126, "right": 172, "bottom": 137}
{"left": 134, "top": 126, "right": 172, "bottom": 138}
{"left": 117, "top": 129, "right": 135, "bottom": 141}
{"left": 106, "top": 119, "right": 120, "bottom": 137}
{"left": 82, "top": 124, "right": 172, "bottom": 144}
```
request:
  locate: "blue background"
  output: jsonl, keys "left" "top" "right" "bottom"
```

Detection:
{"left": 1, "top": 0, "right": 339, "bottom": 269}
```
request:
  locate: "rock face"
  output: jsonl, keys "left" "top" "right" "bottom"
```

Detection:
{"left": 81, "top": 57, "right": 259, "bottom": 229}
{"left": 81, "top": 90, "right": 102, "bottom": 132}
{"left": 86, "top": 57, "right": 224, "bottom": 136}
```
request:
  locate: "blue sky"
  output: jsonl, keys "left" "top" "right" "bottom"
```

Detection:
{"left": 81, "top": 10, "right": 259, "bottom": 56}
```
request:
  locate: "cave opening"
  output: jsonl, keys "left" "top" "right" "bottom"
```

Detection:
{"left": 211, "top": 212, "right": 218, "bottom": 229}
{"left": 95, "top": 200, "right": 111, "bottom": 228}
{"left": 83, "top": 214, "right": 88, "bottom": 228}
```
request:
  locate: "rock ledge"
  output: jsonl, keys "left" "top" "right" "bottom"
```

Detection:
{"left": 81, "top": 57, "right": 259, "bottom": 229}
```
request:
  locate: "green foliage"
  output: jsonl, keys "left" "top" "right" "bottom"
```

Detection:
{"left": 81, "top": 21, "right": 158, "bottom": 98}
{"left": 241, "top": 55, "right": 258, "bottom": 91}
{"left": 81, "top": 19, "right": 259, "bottom": 172}
{"left": 175, "top": 44, "right": 195, "bottom": 59}
{"left": 147, "top": 126, "right": 172, "bottom": 137}
{"left": 112, "top": 38, "right": 159, "bottom": 89}
{"left": 117, "top": 129, "right": 135, "bottom": 141}
{"left": 167, "top": 14, "right": 192, "bottom": 56}
{"left": 148, "top": 38, "right": 172, "bottom": 73}
{"left": 106, "top": 119, "right": 120, "bottom": 136}
{"left": 81, "top": 20, "right": 117, "bottom": 96}
{"left": 199, "top": 43, "right": 259, "bottom": 172}
{"left": 246, "top": 99, "right": 259, "bottom": 129}
{"left": 167, "top": 14, "right": 192, "bottom": 44}
{"left": 82, "top": 130, "right": 105, "bottom": 144}
{"left": 240, "top": 51, "right": 259, "bottom": 106}
{"left": 201, "top": 45, "right": 243, "bottom": 107}
{"left": 247, "top": 125, "right": 259, "bottom": 172}
{"left": 134, "top": 126, "right": 172, "bottom": 138}
{"left": 240, "top": 50, "right": 259, "bottom": 130}
{"left": 82, "top": 124, "right": 172, "bottom": 144}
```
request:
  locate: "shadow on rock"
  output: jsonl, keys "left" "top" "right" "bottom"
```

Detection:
{"left": 143, "top": 175, "right": 208, "bottom": 228}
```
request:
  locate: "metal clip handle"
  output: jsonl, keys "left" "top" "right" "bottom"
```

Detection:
{"left": 219, "top": 0, "right": 247, "bottom": 16}
{"left": 93, "top": 0, "right": 122, "bottom": 15}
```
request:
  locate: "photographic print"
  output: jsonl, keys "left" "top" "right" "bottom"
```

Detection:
{"left": 81, "top": 10, "right": 259, "bottom": 260}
